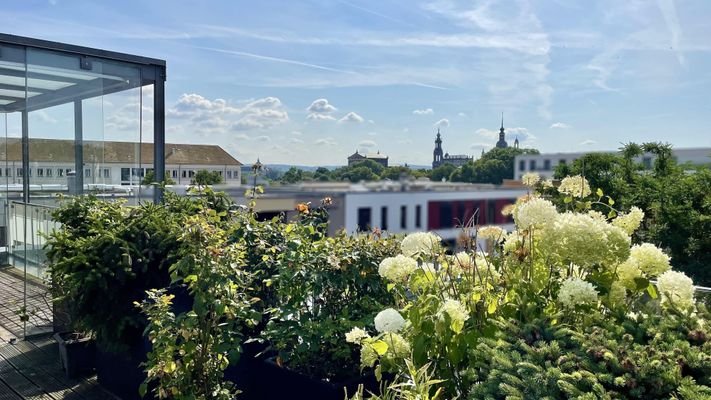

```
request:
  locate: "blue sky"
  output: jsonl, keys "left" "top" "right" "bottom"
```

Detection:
{"left": 2, "top": 0, "right": 711, "bottom": 166}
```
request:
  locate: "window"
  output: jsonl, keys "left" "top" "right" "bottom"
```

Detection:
{"left": 172, "top": 170, "right": 178, "bottom": 178}
{"left": 543, "top": 159, "right": 551, "bottom": 170}
{"left": 0, "top": 169, "right": 3, "bottom": 177}
{"left": 121, "top": 168, "right": 130, "bottom": 181}
{"left": 415, "top": 205, "right": 422, "bottom": 228}
{"left": 37, "top": 168, "right": 43, "bottom": 177}
{"left": 529, "top": 160, "right": 537, "bottom": 171}
{"left": 642, "top": 157, "right": 652, "bottom": 169}
{"left": 559, "top": 159, "right": 567, "bottom": 165}
{"left": 85, "top": 169, "right": 91, "bottom": 178}
{"left": 188, "top": 170, "right": 195, "bottom": 178}
{"left": 227, "top": 171, "right": 232, "bottom": 179}
{"left": 57, "top": 169, "right": 64, "bottom": 177}
{"left": 486, "top": 200, "right": 496, "bottom": 224}
{"left": 46, "top": 168, "right": 53, "bottom": 177}
{"left": 439, "top": 203, "right": 452, "bottom": 228}
{"left": 182, "top": 170, "right": 187, "bottom": 178}
{"left": 5, "top": 168, "right": 10, "bottom": 177}
{"left": 357, "top": 207, "right": 371, "bottom": 232}
{"left": 65, "top": 169, "right": 71, "bottom": 176}
{"left": 519, "top": 160, "right": 525, "bottom": 171}
{"left": 17, "top": 168, "right": 22, "bottom": 177}
{"left": 400, "top": 205, "right": 407, "bottom": 229}
{"left": 103, "top": 168, "right": 110, "bottom": 178}
{"left": 381, "top": 206, "right": 388, "bottom": 230}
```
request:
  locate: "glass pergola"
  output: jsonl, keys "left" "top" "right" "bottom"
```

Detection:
{"left": 0, "top": 33, "right": 166, "bottom": 337}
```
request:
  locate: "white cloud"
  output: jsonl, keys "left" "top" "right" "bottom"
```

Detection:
{"left": 434, "top": 118, "right": 450, "bottom": 128}
{"left": 307, "top": 98, "right": 338, "bottom": 114}
{"left": 290, "top": 137, "right": 304, "bottom": 144}
{"left": 458, "top": 112, "right": 467, "bottom": 117}
{"left": 413, "top": 108, "right": 434, "bottom": 115}
{"left": 580, "top": 139, "right": 596, "bottom": 146}
{"left": 307, "top": 113, "right": 336, "bottom": 121}
{"left": 167, "top": 93, "right": 288, "bottom": 133}
{"left": 235, "top": 134, "right": 249, "bottom": 140}
{"left": 338, "top": 111, "right": 365, "bottom": 124}
{"left": 550, "top": 122, "right": 571, "bottom": 129}
{"left": 307, "top": 98, "right": 339, "bottom": 121}
{"left": 290, "top": 131, "right": 303, "bottom": 136}
{"left": 315, "top": 137, "right": 337, "bottom": 146}
{"left": 254, "top": 135, "right": 271, "bottom": 142}
{"left": 367, "top": 131, "right": 377, "bottom": 136}
{"left": 358, "top": 140, "right": 377, "bottom": 148}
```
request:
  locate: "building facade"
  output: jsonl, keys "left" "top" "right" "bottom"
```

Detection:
{"left": 514, "top": 148, "right": 711, "bottom": 180}
{"left": 347, "top": 150, "right": 389, "bottom": 167}
{"left": 0, "top": 138, "right": 242, "bottom": 186}
{"left": 432, "top": 129, "right": 474, "bottom": 169}
{"left": 241, "top": 181, "right": 526, "bottom": 246}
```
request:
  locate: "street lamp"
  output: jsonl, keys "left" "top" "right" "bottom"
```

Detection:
{"left": 251, "top": 158, "right": 263, "bottom": 201}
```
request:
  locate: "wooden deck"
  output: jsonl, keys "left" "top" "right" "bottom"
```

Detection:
{"left": 0, "top": 266, "right": 52, "bottom": 340}
{"left": 0, "top": 335, "right": 116, "bottom": 399}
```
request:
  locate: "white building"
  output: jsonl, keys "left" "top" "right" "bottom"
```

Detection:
{"left": 514, "top": 148, "right": 711, "bottom": 180}
{"left": 0, "top": 138, "right": 242, "bottom": 186}
{"left": 245, "top": 180, "right": 527, "bottom": 245}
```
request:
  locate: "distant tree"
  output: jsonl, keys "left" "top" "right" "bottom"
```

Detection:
{"left": 450, "top": 147, "right": 539, "bottom": 184}
{"left": 280, "top": 167, "right": 304, "bottom": 184}
{"left": 380, "top": 166, "right": 413, "bottom": 181}
{"left": 192, "top": 170, "right": 223, "bottom": 185}
{"left": 313, "top": 167, "right": 332, "bottom": 181}
{"left": 430, "top": 164, "right": 456, "bottom": 182}
{"left": 343, "top": 166, "right": 378, "bottom": 182}
{"left": 264, "top": 168, "right": 283, "bottom": 181}
{"left": 141, "top": 171, "right": 175, "bottom": 185}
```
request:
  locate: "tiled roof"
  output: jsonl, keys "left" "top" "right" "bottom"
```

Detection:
{"left": 0, "top": 138, "right": 241, "bottom": 166}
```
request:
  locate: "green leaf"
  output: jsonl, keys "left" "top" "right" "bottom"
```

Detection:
{"left": 608, "top": 197, "right": 615, "bottom": 206}
{"left": 139, "top": 383, "right": 148, "bottom": 398}
{"left": 646, "top": 284, "right": 658, "bottom": 299}
{"left": 564, "top": 196, "right": 573, "bottom": 204}
{"left": 487, "top": 301, "right": 497, "bottom": 315}
{"left": 450, "top": 319, "right": 464, "bottom": 334}
{"left": 386, "top": 283, "right": 396, "bottom": 292}
{"left": 596, "top": 188, "right": 604, "bottom": 197}
{"left": 607, "top": 210, "right": 617, "bottom": 219}
{"left": 184, "top": 274, "right": 198, "bottom": 283}
{"left": 371, "top": 340, "right": 389, "bottom": 355}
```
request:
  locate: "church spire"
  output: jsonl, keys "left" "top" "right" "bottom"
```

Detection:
{"left": 495, "top": 112, "right": 509, "bottom": 148}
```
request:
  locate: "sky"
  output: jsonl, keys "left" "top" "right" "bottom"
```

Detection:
{"left": 2, "top": 0, "right": 711, "bottom": 166}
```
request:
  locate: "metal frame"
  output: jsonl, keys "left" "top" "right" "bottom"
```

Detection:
{"left": 0, "top": 33, "right": 167, "bottom": 202}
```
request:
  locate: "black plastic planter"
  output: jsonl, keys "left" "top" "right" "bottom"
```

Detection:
{"left": 248, "top": 358, "right": 381, "bottom": 400}
{"left": 96, "top": 339, "right": 149, "bottom": 400}
{"left": 53, "top": 332, "right": 96, "bottom": 379}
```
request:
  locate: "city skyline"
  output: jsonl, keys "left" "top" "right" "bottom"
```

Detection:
{"left": 2, "top": 0, "right": 711, "bottom": 166}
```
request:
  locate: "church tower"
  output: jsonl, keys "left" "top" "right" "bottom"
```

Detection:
{"left": 432, "top": 128, "right": 444, "bottom": 168}
{"left": 514, "top": 136, "right": 519, "bottom": 149}
{"left": 495, "top": 113, "right": 509, "bottom": 148}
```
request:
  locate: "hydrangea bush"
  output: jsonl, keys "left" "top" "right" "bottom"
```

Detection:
{"left": 347, "top": 174, "right": 710, "bottom": 399}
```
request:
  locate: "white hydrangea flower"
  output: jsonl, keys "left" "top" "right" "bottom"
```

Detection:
{"left": 514, "top": 197, "right": 558, "bottom": 230}
{"left": 503, "top": 230, "right": 527, "bottom": 254}
{"left": 401, "top": 232, "right": 440, "bottom": 258}
{"left": 587, "top": 210, "right": 607, "bottom": 222}
{"left": 345, "top": 327, "right": 370, "bottom": 343}
{"left": 607, "top": 281, "right": 627, "bottom": 308}
{"left": 477, "top": 225, "right": 507, "bottom": 241}
{"left": 616, "top": 259, "right": 643, "bottom": 289}
{"left": 657, "top": 270, "right": 695, "bottom": 309}
{"left": 542, "top": 179, "right": 554, "bottom": 189}
{"left": 629, "top": 243, "right": 670, "bottom": 277}
{"left": 522, "top": 172, "right": 540, "bottom": 187}
{"left": 378, "top": 255, "right": 417, "bottom": 283}
{"left": 558, "top": 277, "right": 598, "bottom": 309}
{"left": 612, "top": 207, "right": 645, "bottom": 235}
{"left": 374, "top": 308, "right": 406, "bottom": 333}
{"left": 437, "top": 299, "right": 469, "bottom": 325}
{"left": 558, "top": 175, "right": 592, "bottom": 198}
{"left": 382, "top": 332, "right": 410, "bottom": 358}
{"left": 540, "top": 212, "right": 630, "bottom": 268}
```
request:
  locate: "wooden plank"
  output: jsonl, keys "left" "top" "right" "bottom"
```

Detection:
{"left": 21, "top": 339, "right": 117, "bottom": 400}
{"left": 0, "top": 344, "right": 54, "bottom": 400}
{"left": 0, "top": 342, "right": 83, "bottom": 400}
{"left": 0, "top": 378, "right": 22, "bottom": 400}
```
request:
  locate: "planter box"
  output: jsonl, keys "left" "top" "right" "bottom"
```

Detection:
{"left": 96, "top": 340, "right": 148, "bottom": 400}
{"left": 247, "top": 358, "right": 381, "bottom": 400}
{"left": 53, "top": 332, "right": 96, "bottom": 379}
